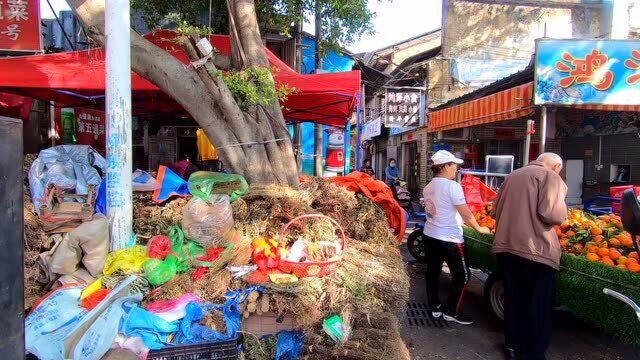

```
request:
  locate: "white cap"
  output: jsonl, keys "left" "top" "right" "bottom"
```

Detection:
{"left": 431, "top": 150, "right": 464, "bottom": 165}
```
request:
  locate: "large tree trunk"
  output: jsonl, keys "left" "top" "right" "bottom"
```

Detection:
{"left": 66, "top": 0, "right": 299, "bottom": 186}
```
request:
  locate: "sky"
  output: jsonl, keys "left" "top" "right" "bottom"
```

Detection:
{"left": 341, "top": 0, "right": 442, "bottom": 54}
{"left": 40, "top": 0, "right": 442, "bottom": 54}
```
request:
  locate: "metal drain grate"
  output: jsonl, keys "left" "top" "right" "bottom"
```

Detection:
{"left": 404, "top": 302, "right": 449, "bottom": 327}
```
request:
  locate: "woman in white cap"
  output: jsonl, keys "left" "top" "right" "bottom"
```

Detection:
{"left": 422, "top": 150, "right": 491, "bottom": 325}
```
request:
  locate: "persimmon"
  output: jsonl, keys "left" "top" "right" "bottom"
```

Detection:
{"left": 555, "top": 227, "right": 563, "bottom": 236}
{"left": 609, "top": 249, "right": 621, "bottom": 261}
{"left": 586, "top": 253, "right": 600, "bottom": 262}
{"left": 566, "top": 230, "right": 576, "bottom": 237}
{"left": 593, "top": 235, "right": 604, "bottom": 244}
{"left": 609, "top": 238, "right": 621, "bottom": 247}
{"left": 601, "top": 256, "right": 615, "bottom": 266}
{"left": 627, "top": 262, "right": 640, "bottom": 273}
{"left": 629, "top": 251, "right": 639, "bottom": 260}
{"left": 597, "top": 248, "right": 610, "bottom": 257}
{"left": 590, "top": 227, "right": 603, "bottom": 236}
{"left": 617, "top": 256, "right": 628, "bottom": 265}
{"left": 587, "top": 245, "right": 598, "bottom": 253}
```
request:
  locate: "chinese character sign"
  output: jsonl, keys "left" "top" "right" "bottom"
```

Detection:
{"left": 59, "top": 108, "right": 106, "bottom": 155}
{"left": 535, "top": 39, "right": 640, "bottom": 105}
{"left": 0, "top": 0, "right": 40, "bottom": 51}
{"left": 384, "top": 89, "right": 422, "bottom": 128}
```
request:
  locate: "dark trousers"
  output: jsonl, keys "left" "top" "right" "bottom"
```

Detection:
{"left": 424, "top": 234, "right": 470, "bottom": 315}
{"left": 499, "top": 253, "right": 557, "bottom": 360}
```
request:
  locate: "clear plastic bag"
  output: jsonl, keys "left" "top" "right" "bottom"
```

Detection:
{"left": 181, "top": 195, "right": 234, "bottom": 248}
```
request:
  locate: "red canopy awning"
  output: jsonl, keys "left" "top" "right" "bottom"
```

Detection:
{"left": 0, "top": 31, "right": 360, "bottom": 128}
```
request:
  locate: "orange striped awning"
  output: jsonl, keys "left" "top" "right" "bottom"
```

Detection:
{"left": 428, "top": 82, "right": 535, "bottom": 133}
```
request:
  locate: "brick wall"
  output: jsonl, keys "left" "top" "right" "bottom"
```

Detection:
{"left": 562, "top": 133, "right": 640, "bottom": 184}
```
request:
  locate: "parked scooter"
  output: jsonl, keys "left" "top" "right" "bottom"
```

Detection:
{"left": 406, "top": 199, "right": 428, "bottom": 262}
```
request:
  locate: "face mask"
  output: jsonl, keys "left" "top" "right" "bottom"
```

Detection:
{"left": 390, "top": 163, "right": 396, "bottom": 168}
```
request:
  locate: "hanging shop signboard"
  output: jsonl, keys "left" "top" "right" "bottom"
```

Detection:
{"left": 362, "top": 117, "right": 382, "bottom": 140}
{"left": 384, "top": 89, "right": 423, "bottom": 128}
{"left": 535, "top": 39, "right": 640, "bottom": 106}
{"left": 0, "top": 0, "right": 41, "bottom": 52}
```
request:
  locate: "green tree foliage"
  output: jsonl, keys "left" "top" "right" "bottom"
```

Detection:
{"left": 131, "top": 0, "right": 377, "bottom": 53}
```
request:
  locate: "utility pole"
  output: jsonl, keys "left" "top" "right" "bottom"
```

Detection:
{"left": 105, "top": 0, "right": 133, "bottom": 250}
{"left": 314, "top": 0, "right": 324, "bottom": 177}
{"left": 294, "top": 3, "right": 303, "bottom": 171}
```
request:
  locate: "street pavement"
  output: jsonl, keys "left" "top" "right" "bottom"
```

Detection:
{"left": 400, "top": 247, "right": 640, "bottom": 360}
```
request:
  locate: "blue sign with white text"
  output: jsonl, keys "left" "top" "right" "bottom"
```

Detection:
{"left": 535, "top": 39, "right": 640, "bottom": 106}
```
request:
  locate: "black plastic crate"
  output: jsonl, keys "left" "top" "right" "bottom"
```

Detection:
{"left": 147, "top": 338, "right": 238, "bottom": 360}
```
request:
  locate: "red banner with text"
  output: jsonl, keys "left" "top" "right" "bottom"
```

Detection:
{"left": 0, "top": 0, "right": 41, "bottom": 51}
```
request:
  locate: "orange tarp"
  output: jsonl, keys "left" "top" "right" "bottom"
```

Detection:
{"left": 330, "top": 172, "right": 407, "bottom": 243}
{"left": 428, "top": 82, "right": 535, "bottom": 132}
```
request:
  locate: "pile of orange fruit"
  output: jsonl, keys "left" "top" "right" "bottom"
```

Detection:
{"left": 556, "top": 210, "right": 639, "bottom": 273}
{"left": 472, "top": 203, "right": 496, "bottom": 233}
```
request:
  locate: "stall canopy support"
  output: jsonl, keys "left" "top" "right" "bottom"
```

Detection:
{"left": 106, "top": 0, "right": 133, "bottom": 250}
{"left": 540, "top": 105, "right": 547, "bottom": 154}
{"left": 524, "top": 119, "right": 534, "bottom": 166}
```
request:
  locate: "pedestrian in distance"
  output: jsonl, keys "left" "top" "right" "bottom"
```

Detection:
{"left": 422, "top": 150, "right": 491, "bottom": 325}
{"left": 492, "top": 153, "right": 568, "bottom": 360}
{"left": 385, "top": 158, "right": 399, "bottom": 187}
{"left": 361, "top": 159, "right": 376, "bottom": 178}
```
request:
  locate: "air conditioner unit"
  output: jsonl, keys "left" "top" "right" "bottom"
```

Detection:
{"left": 436, "top": 128, "right": 469, "bottom": 141}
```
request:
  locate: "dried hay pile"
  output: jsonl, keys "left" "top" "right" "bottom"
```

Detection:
{"left": 133, "top": 192, "right": 188, "bottom": 240}
{"left": 23, "top": 154, "right": 50, "bottom": 310}
{"left": 234, "top": 178, "right": 410, "bottom": 359}
{"left": 140, "top": 178, "right": 409, "bottom": 359}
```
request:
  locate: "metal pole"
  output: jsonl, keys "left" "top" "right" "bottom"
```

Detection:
{"left": 106, "top": 0, "right": 133, "bottom": 250}
{"left": 524, "top": 119, "right": 534, "bottom": 166}
{"left": 294, "top": 11, "right": 303, "bottom": 171}
{"left": 0, "top": 117, "right": 24, "bottom": 357}
{"left": 49, "top": 101, "right": 56, "bottom": 146}
{"left": 356, "top": 84, "right": 365, "bottom": 170}
{"left": 540, "top": 106, "right": 547, "bottom": 153}
{"left": 314, "top": 0, "right": 324, "bottom": 176}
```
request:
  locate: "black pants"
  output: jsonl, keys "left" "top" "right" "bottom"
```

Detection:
{"left": 424, "top": 234, "right": 470, "bottom": 315}
{"left": 499, "top": 253, "right": 557, "bottom": 360}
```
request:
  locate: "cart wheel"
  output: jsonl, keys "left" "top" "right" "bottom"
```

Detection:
{"left": 407, "top": 229, "right": 428, "bottom": 262}
{"left": 485, "top": 275, "right": 505, "bottom": 321}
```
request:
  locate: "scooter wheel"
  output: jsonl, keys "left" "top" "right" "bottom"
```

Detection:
{"left": 407, "top": 229, "right": 428, "bottom": 262}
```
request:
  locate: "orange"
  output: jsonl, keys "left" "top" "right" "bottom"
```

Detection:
{"left": 609, "top": 249, "right": 621, "bottom": 261}
{"left": 555, "top": 227, "right": 563, "bottom": 236}
{"left": 587, "top": 245, "right": 598, "bottom": 253}
{"left": 586, "top": 253, "right": 600, "bottom": 262}
{"left": 608, "top": 238, "right": 621, "bottom": 247}
{"left": 627, "top": 262, "right": 640, "bottom": 273}
{"left": 560, "top": 239, "right": 568, "bottom": 247}
{"left": 593, "top": 235, "right": 604, "bottom": 244}
{"left": 601, "top": 256, "right": 615, "bottom": 266}
{"left": 617, "top": 256, "right": 628, "bottom": 265}
{"left": 597, "top": 248, "right": 610, "bottom": 257}
{"left": 617, "top": 264, "right": 628, "bottom": 270}
{"left": 566, "top": 230, "right": 576, "bottom": 237}
{"left": 573, "top": 244, "right": 584, "bottom": 253}
{"left": 629, "top": 251, "right": 639, "bottom": 260}
{"left": 628, "top": 258, "right": 639, "bottom": 266}
{"left": 590, "top": 227, "right": 603, "bottom": 236}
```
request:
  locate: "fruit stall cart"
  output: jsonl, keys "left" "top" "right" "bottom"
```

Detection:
{"left": 463, "top": 196, "right": 640, "bottom": 345}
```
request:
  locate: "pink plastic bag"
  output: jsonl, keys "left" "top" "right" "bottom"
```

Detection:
{"left": 146, "top": 293, "right": 201, "bottom": 322}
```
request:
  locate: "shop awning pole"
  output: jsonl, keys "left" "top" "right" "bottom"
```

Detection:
{"left": 356, "top": 84, "right": 364, "bottom": 170}
{"left": 540, "top": 106, "right": 547, "bottom": 153}
{"left": 105, "top": 0, "right": 133, "bottom": 250}
{"left": 524, "top": 119, "right": 534, "bottom": 166}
